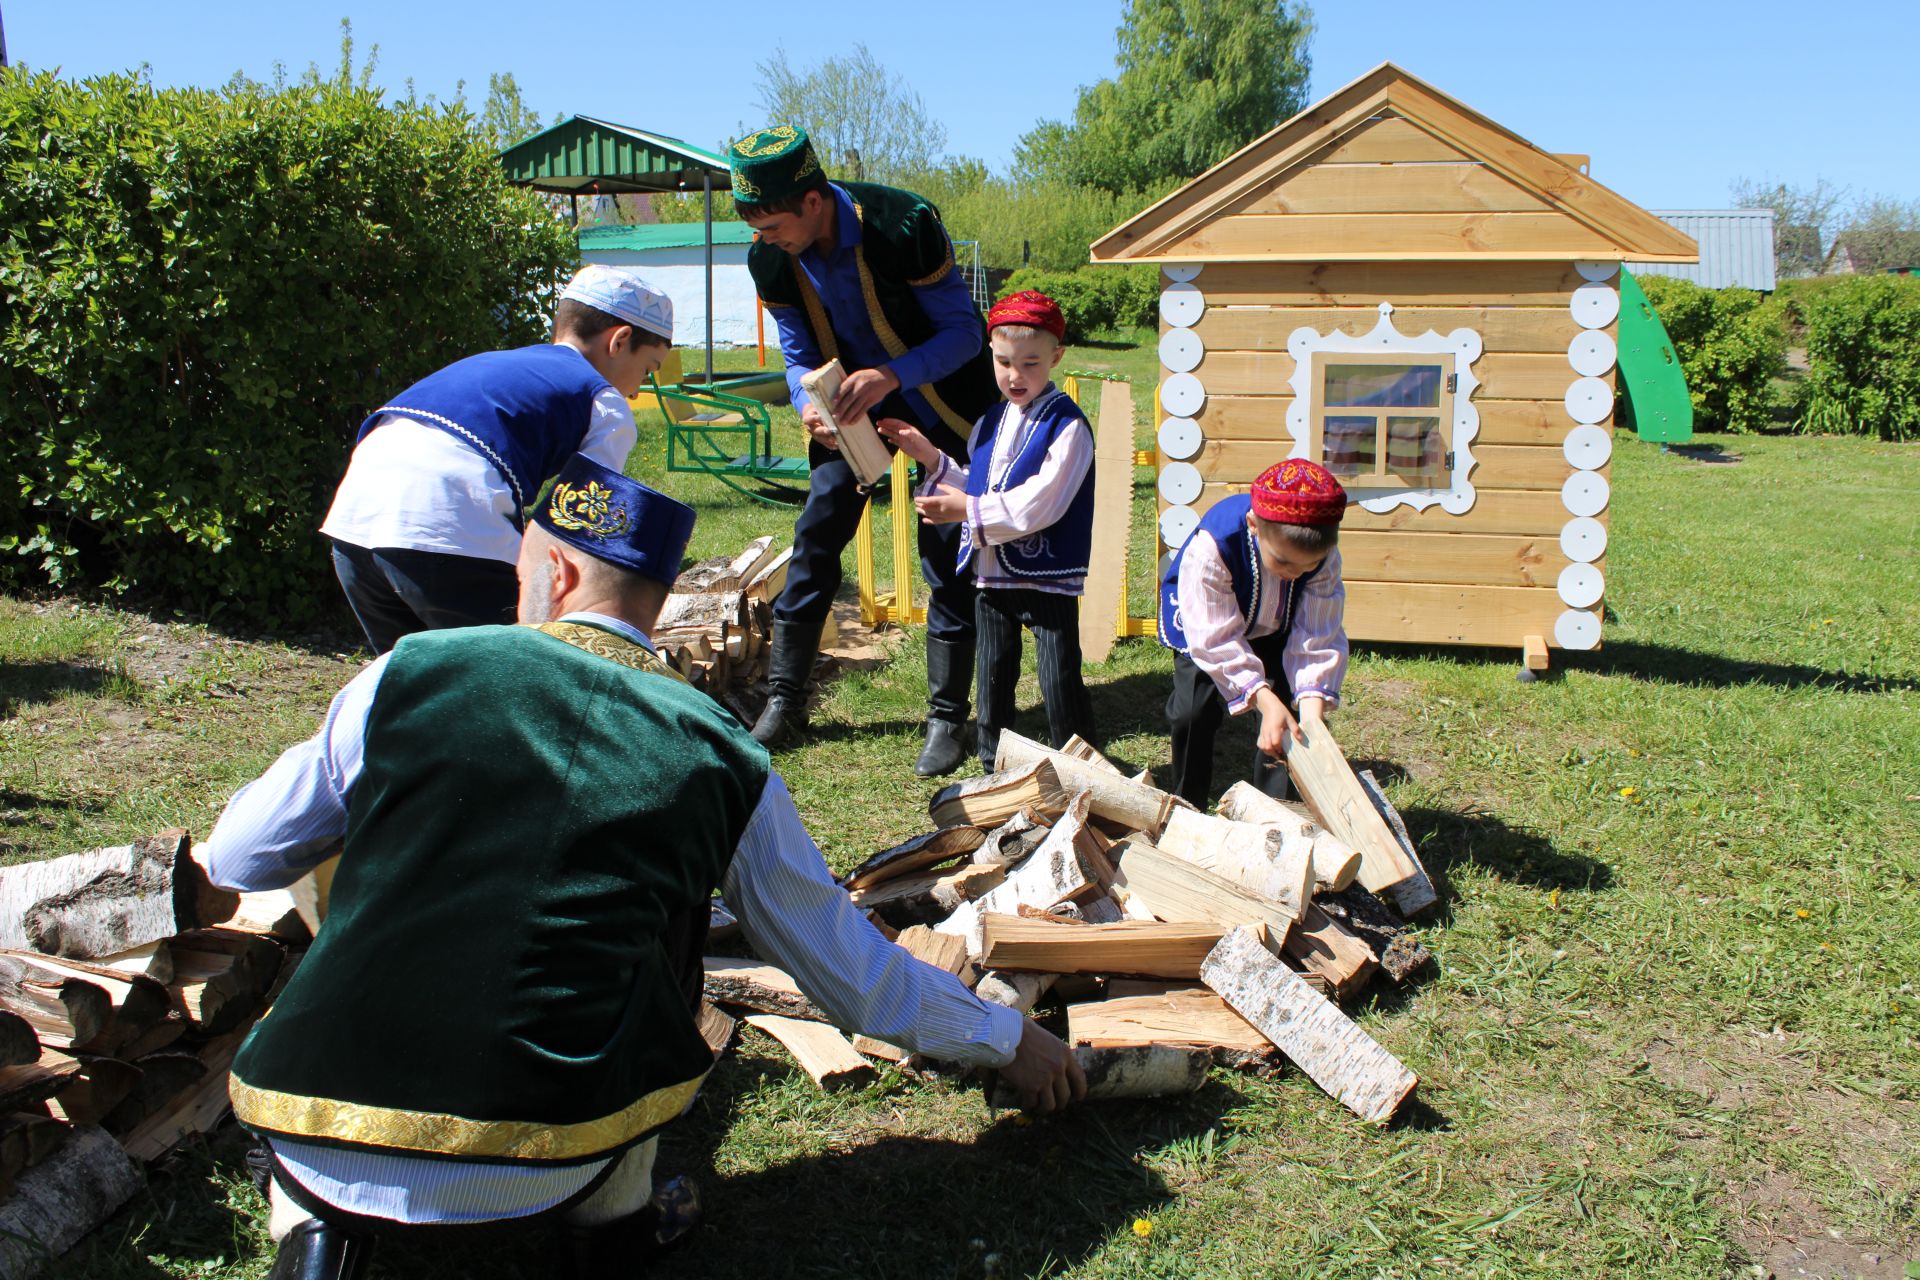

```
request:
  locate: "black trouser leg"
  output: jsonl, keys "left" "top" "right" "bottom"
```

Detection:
{"left": 770, "top": 453, "right": 869, "bottom": 629}
{"left": 330, "top": 540, "right": 517, "bottom": 656}
{"left": 1028, "top": 592, "right": 1095, "bottom": 751}
{"left": 974, "top": 591, "right": 1023, "bottom": 771}
{"left": 1165, "top": 651, "right": 1228, "bottom": 808}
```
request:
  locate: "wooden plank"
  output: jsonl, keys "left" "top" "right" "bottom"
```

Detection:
{"left": 702, "top": 958, "right": 827, "bottom": 1022}
{"left": 1312, "top": 113, "right": 1472, "bottom": 164}
{"left": 1185, "top": 261, "right": 1587, "bottom": 308}
{"left": 1068, "top": 990, "right": 1275, "bottom": 1061}
{"left": 1190, "top": 438, "right": 1573, "bottom": 491}
{"left": 1524, "top": 634, "right": 1550, "bottom": 671}
{"left": 1165, "top": 211, "right": 1619, "bottom": 262}
{"left": 1344, "top": 580, "right": 1574, "bottom": 649}
{"left": 1109, "top": 839, "right": 1299, "bottom": 940}
{"left": 743, "top": 1015, "right": 875, "bottom": 1091}
{"left": 979, "top": 915, "right": 1227, "bottom": 981}
{"left": 1190, "top": 350, "right": 1599, "bottom": 402}
{"left": 1202, "top": 928, "right": 1417, "bottom": 1123}
{"left": 1192, "top": 306, "right": 1585, "bottom": 356}
{"left": 1235, "top": 161, "right": 1552, "bottom": 216}
{"left": 1187, "top": 396, "right": 1585, "bottom": 448}
{"left": 1283, "top": 723, "right": 1432, "bottom": 909}
{"left": 1282, "top": 906, "right": 1380, "bottom": 1002}
{"left": 1337, "top": 530, "right": 1565, "bottom": 587}
{"left": 1080, "top": 378, "right": 1135, "bottom": 663}
{"left": 1192, "top": 482, "right": 1597, "bottom": 538}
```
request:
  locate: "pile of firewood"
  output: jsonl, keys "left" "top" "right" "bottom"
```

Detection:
{"left": 704, "top": 727, "right": 1439, "bottom": 1121}
{"left": 653, "top": 536, "right": 792, "bottom": 701}
{"left": 0, "top": 831, "right": 303, "bottom": 1276}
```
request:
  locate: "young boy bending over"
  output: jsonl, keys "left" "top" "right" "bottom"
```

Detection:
{"left": 1159, "top": 459, "right": 1348, "bottom": 807}
{"left": 879, "top": 291, "right": 1096, "bottom": 772}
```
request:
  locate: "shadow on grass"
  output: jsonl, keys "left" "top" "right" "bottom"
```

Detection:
{"left": 0, "top": 660, "right": 116, "bottom": 717}
{"left": 1573, "top": 641, "right": 1920, "bottom": 695}
{"left": 1401, "top": 804, "right": 1611, "bottom": 897}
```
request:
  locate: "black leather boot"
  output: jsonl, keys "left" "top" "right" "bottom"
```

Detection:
{"left": 266, "top": 1218, "right": 374, "bottom": 1280}
{"left": 914, "top": 638, "right": 973, "bottom": 778}
{"left": 752, "top": 618, "right": 824, "bottom": 747}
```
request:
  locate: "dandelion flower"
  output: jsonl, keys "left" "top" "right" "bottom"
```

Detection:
{"left": 1132, "top": 1219, "right": 1154, "bottom": 1238}
{"left": 1795, "top": 908, "right": 1810, "bottom": 919}
{"left": 1618, "top": 786, "right": 1636, "bottom": 797}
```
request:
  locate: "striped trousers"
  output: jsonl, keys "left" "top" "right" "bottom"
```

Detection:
{"left": 975, "top": 587, "right": 1096, "bottom": 771}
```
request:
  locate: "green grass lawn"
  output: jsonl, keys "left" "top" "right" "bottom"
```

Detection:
{"left": 4, "top": 341, "right": 1916, "bottom": 1278}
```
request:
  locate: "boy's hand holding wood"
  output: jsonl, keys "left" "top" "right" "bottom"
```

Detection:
{"left": 876, "top": 417, "right": 939, "bottom": 468}
{"left": 1253, "top": 685, "right": 1305, "bottom": 760}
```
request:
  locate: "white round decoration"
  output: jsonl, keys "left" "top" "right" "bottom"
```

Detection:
{"left": 1568, "top": 330, "right": 1617, "bottom": 377}
{"left": 1157, "top": 416, "right": 1203, "bottom": 460}
{"left": 1159, "top": 505, "right": 1199, "bottom": 548}
{"left": 1560, "top": 516, "right": 1608, "bottom": 563}
{"left": 1575, "top": 260, "right": 1620, "bottom": 282}
{"left": 1563, "top": 424, "right": 1614, "bottom": 470}
{"left": 1564, "top": 377, "right": 1616, "bottom": 425}
{"left": 1160, "top": 282, "right": 1205, "bottom": 328}
{"left": 1161, "top": 372, "right": 1206, "bottom": 417}
{"left": 1557, "top": 562, "right": 1605, "bottom": 609}
{"left": 1159, "top": 328, "right": 1204, "bottom": 373}
{"left": 1570, "top": 281, "right": 1621, "bottom": 329}
{"left": 1561, "top": 470, "right": 1610, "bottom": 517}
{"left": 1162, "top": 265, "right": 1203, "bottom": 284}
{"left": 1158, "top": 461, "right": 1204, "bottom": 506}
{"left": 1555, "top": 609, "right": 1602, "bottom": 651}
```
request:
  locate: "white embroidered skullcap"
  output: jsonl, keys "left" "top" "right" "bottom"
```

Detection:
{"left": 560, "top": 266, "right": 675, "bottom": 341}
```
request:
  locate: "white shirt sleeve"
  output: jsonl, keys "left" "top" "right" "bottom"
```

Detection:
{"left": 970, "top": 418, "right": 1093, "bottom": 546}
{"left": 1281, "top": 547, "right": 1348, "bottom": 708}
{"left": 579, "top": 387, "right": 639, "bottom": 472}
{"left": 201, "top": 656, "right": 390, "bottom": 892}
{"left": 722, "top": 774, "right": 1021, "bottom": 1068}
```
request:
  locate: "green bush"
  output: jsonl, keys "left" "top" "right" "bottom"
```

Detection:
{"left": 1795, "top": 275, "right": 1920, "bottom": 441}
{"left": 0, "top": 69, "right": 579, "bottom": 621}
{"left": 1000, "top": 265, "right": 1159, "bottom": 341}
{"left": 1635, "top": 276, "right": 1786, "bottom": 433}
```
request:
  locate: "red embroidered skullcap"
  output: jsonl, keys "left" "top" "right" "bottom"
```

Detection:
{"left": 1251, "top": 458, "right": 1347, "bottom": 526}
{"left": 987, "top": 290, "right": 1066, "bottom": 342}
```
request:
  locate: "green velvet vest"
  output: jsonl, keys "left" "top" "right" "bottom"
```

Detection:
{"left": 231, "top": 622, "right": 769, "bottom": 1165}
{"left": 748, "top": 180, "right": 996, "bottom": 438}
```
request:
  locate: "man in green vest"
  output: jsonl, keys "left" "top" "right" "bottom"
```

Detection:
{"left": 201, "top": 455, "right": 1083, "bottom": 1279}
{"left": 729, "top": 125, "right": 998, "bottom": 777}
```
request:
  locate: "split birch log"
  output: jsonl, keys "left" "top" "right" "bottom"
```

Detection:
{"left": 46, "top": 1056, "right": 141, "bottom": 1127}
{"left": 113, "top": 1015, "right": 186, "bottom": 1061}
{"left": 1357, "top": 769, "right": 1441, "bottom": 917}
{"left": 979, "top": 915, "right": 1227, "bottom": 980}
{"left": 893, "top": 925, "right": 976, "bottom": 985}
{"left": 1145, "top": 812, "right": 1317, "bottom": 925}
{"left": 86, "top": 940, "right": 175, "bottom": 984}
{"left": 1316, "top": 886, "right": 1432, "bottom": 984}
{"left": 929, "top": 760, "right": 1068, "bottom": 829}
{"left": 1201, "top": 927, "right": 1417, "bottom": 1123}
{"left": 287, "top": 854, "right": 340, "bottom": 936}
{"left": 989, "top": 1043, "right": 1209, "bottom": 1108}
{"left": 654, "top": 590, "right": 747, "bottom": 635}
{"left": 743, "top": 1014, "right": 876, "bottom": 1091}
{"left": 843, "top": 827, "right": 986, "bottom": 891}
{"left": 102, "top": 1052, "right": 208, "bottom": 1133}
{"left": 172, "top": 928, "right": 285, "bottom": 998}
{"left": 848, "top": 863, "right": 1006, "bottom": 929}
{"left": 0, "top": 961, "right": 111, "bottom": 1053}
{"left": 0, "top": 1050, "right": 84, "bottom": 1111}
{"left": 994, "top": 731, "right": 1176, "bottom": 836}
{"left": 677, "top": 536, "right": 777, "bottom": 595}
{"left": 1, "top": 950, "right": 173, "bottom": 1047}
{"left": 938, "top": 792, "right": 1097, "bottom": 955}
{"left": 1283, "top": 726, "right": 1436, "bottom": 915}
{"left": 702, "top": 957, "right": 827, "bottom": 1022}
{"left": 1215, "top": 780, "right": 1314, "bottom": 827}
{"left": 1059, "top": 735, "right": 1124, "bottom": 776}
{"left": 1282, "top": 906, "right": 1380, "bottom": 1002}
{"left": 973, "top": 971, "right": 1055, "bottom": 1014}
{"left": 974, "top": 809, "right": 1051, "bottom": 868}
{"left": 0, "top": 830, "right": 237, "bottom": 959}
{"left": 1209, "top": 782, "right": 1363, "bottom": 891}
{"left": 696, "top": 1001, "right": 736, "bottom": 1059}
{"left": 1068, "top": 989, "right": 1277, "bottom": 1072}
{"left": 744, "top": 546, "right": 794, "bottom": 603}
{"left": 852, "top": 1034, "right": 908, "bottom": 1063}
{"left": 0, "top": 1010, "right": 39, "bottom": 1066}
{"left": 1109, "top": 840, "right": 1301, "bottom": 942}
{"left": 0, "top": 1125, "right": 143, "bottom": 1279}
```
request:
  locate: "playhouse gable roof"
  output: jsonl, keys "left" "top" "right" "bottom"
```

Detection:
{"left": 1090, "top": 64, "right": 1697, "bottom": 265}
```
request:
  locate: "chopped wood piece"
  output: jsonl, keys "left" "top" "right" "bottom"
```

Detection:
{"left": 974, "top": 809, "right": 1050, "bottom": 868}
{"left": 1215, "top": 780, "right": 1314, "bottom": 827}
{"left": 974, "top": 971, "right": 1054, "bottom": 1014}
{"left": 0, "top": 968, "right": 111, "bottom": 1053}
{"left": 696, "top": 1001, "right": 736, "bottom": 1059}
{"left": 799, "top": 360, "right": 892, "bottom": 487}
{"left": 994, "top": 732, "right": 1176, "bottom": 835}
{"left": 1069, "top": 989, "right": 1278, "bottom": 1071}
{"left": 102, "top": 1052, "right": 208, "bottom": 1134}
{"left": 224, "top": 889, "right": 310, "bottom": 942}
{"left": 1202, "top": 928, "right": 1417, "bottom": 1123}
{"left": 0, "top": 1050, "right": 84, "bottom": 1111}
{"left": 930, "top": 865, "right": 1008, "bottom": 913}
{"left": 938, "top": 792, "right": 1098, "bottom": 954}
{"left": 1059, "top": 735, "right": 1124, "bottom": 775}
{"left": 893, "top": 926, "right": 975, "bottom": 984}
{"left": 1, "top": 949, "right": 173, "bottom": 1054}
{"left": 743, "top": 1014, "right": 876, "bottom": 1091}
{"left": 851, "top": 1034, "right": 908, "bottom": 1063}
{"left": 702, "top": 958, "right": 826, "bottom": 1022}
{"left": 744, "top": 546, "right": 794, "bottom": 602}
{"left": 1317, "top": 886, "right": 1432, "bottom": 983}
{"left": 1150, "top": 811, "right": 1317, "bottom": 921}
{"left": 989, "top": 1043, "right": 1209, "bottom": 1107}
{"left": 1110, "top": 839, "right": 1301, "bottom": 941}
{"left": 1283, "top": 726, "right": 1436, "bottom": 914}
{"left": 90, "top": 939, "right": 175, "bottom": 983}
{"left": 170, "top": 948, "right": 253, "bottom": 1034}
{"left": 1357, "top": 769, "right": 1441, "bottom": 917}
{"left": 677, "top": 536, "right": 778, "bottom": 595}
{"left": 47, "top": 1056, "right": 141, "bottom": 1127}
{"left": 980, "top": 915, "right": 1227, "bottom": 980}
{"left": 0, "top": 1113, "right": 68, "bottom": 1184}
{"left": 655, "top": 589, "right": 747, "bottom": 635}
{"left": 1282, "top": 906, "right": 1380, "bottom": 1001}
{"left": 0, "top": 830, "right": 237, "bottom": 959}
{"left": 929, "top": 760, "right": 1068, "bottom": 829}
{"left": 287, "top": 853, "right": 340, "bottom": 935}
{"left": 848, "top": 863, "right": 1007, "bottom": 930}
{"left": 0, "top": 1007, "right": 38, "bottom": 1068}
{"left": 0, "top": 1125, "right": 143, "bottom": 1279}
{"left": 172, "top": 928, "right": 285, "bottom": 998}
{"left": 844, "top": 827, "right": 987, "bottom": 891}
{"left": 113, "top": 1015, "right": 186, "bottom": 1060}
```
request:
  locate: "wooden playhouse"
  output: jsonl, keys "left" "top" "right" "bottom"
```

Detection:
{"left": 1091, "top": 63, "right": 1697, "bottom": 670}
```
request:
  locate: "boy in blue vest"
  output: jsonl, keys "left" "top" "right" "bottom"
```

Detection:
{"left": 1159, "top": 459, "right": 1350, "bottom": 807}
{"left": 880, "top": 291, "right": 1097, "bottom": 773}
{"left": 322, "top": 266, "right": 673, "bottom": 654}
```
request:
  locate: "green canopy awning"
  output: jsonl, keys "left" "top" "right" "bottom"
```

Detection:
{"left": 499, "top": 116, "right": 729, "bottom": 195}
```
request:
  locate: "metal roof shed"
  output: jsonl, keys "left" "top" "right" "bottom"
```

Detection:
{"left": 499, "top": 116, "right": 733, "bottom": 381}
{"left": 1636, "top": 210, "right": 1777, "bottom": 291}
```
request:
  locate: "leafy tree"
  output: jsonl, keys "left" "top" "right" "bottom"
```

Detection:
{"left": 478, "top": 71, "right": 550, "bottom": 149}
{"left": 1016, "top": 0, "right": 1312, "bottom": 194}
{"left": 1731, "top": 177, "right": 1846, "bottom": 278}
{"left": 750, "top": 43, "right": 948, "bottom": 183}
{"left": 1829, "top": 197, "right": 1920, "bottom": 274}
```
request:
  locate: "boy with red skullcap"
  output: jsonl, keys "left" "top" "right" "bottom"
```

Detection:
{"left": 879, "top": 291, "right": 1097, "bottom": 772}
{"left": 1158, "top": 458, "right": 1349, "bottom": 806}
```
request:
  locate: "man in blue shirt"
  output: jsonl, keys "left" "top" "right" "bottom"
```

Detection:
{"left": 729, "top": 126, "right": 998, "bottom": 777}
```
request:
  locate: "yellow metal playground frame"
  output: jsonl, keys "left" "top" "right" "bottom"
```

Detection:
{"left": 853, "top": 373, "right": 1160, "bottom": 639}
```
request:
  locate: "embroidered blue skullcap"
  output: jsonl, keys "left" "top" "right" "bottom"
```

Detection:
{"left": 533, "top": 455, "right": 695, "bottom": 586}
{"left": 560, "top": 265, "right": 675, "bottom": 341}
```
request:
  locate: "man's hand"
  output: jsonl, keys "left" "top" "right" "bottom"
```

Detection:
{"left": 996, "top": 1019, "right": 1087, "bottom": 1115}
{"left": 876, "top": 417, "right": 938, "bottom": 468}
{"left": 1254, "top": 685, "right": 1303, "bottom": 760}
{"left": 913, "top": 484, "right": 968, "bottom": 526}
{"left": 800, "top": 401, "right": 839, "bottom": 451}
{"left": 833, "top": 366, "right": 900, "bottom": 423}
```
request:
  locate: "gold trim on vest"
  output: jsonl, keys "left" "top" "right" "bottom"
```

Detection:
{"left": 529, "top": 621, "right": 686, "bottom": 683}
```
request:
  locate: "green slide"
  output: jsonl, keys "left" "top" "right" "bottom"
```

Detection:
{"left": 1616, "top": 268, "right": 1693, "bottom": 444}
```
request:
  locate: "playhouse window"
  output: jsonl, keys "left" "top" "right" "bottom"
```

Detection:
{"left": 1308, "top": 353, "right": 1454, "bottom": 490}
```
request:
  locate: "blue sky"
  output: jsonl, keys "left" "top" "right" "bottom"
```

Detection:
{"left": 8, "top": 1, "right": 1915, "bottom": 211}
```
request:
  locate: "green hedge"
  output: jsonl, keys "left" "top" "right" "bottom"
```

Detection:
{"left": 999, "top": 265, "right": 1159, "bottom": 342}
{"left": 1794, "top": 275, "right": 1920, "bottom": 442}
{"left": 0, "top": 70, "right": 579, "bottom": 621}
{"left": 1635, "top": 276, "right": 1786, "bottom": 433}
